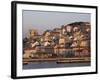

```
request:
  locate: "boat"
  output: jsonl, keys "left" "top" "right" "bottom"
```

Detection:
{"left": 56, "top": 59, "right": 90, "bottom": 64}
{"left": 23, "top": 62, "right": 29, "bottom": 65}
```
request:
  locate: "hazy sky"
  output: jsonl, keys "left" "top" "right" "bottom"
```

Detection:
{"left": 22, "top": 10, "right": 90, "bottom": 38}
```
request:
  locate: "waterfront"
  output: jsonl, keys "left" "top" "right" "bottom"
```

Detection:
{"left": 23, "top": 61, "right": 90, "bottom": 69}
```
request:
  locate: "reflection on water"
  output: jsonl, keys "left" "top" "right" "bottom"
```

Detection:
{"left": 23, "top": 62, "right": 90, "bottom": 69}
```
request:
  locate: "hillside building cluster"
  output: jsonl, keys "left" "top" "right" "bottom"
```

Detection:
{"left": 23, "top": 22, "right": 90, "bottom": 58}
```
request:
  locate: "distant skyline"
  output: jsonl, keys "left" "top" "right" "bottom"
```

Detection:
{"left": 22, "top": 10, "right": 90, "bottom": 38}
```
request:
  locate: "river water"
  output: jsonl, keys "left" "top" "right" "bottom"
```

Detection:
{"left": 23, "top": 62, "right": 90, "bottom": 69}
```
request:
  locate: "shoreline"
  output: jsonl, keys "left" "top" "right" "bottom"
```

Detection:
{"left": 23, "top": 57, "right": 90, "bottom": 64}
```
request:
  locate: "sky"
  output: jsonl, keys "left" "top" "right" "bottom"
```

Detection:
{"left": 22, "top": 10, "right": 90, "bottom": 38}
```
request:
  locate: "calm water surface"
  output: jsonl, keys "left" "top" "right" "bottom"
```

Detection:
{"left": 23, "top": 62, "right": 90, "bottom": 69}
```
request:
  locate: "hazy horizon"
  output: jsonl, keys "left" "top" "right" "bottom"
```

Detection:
{"left": 22, "top": 10, "right": 90, "bottom": 38}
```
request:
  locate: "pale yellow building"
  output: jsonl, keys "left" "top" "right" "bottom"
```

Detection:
{"left": 59, "top": 37, "right": 66, "bottom": 44}
{"left": 23, "top": 49, "right": 36, "bottom": 58}
{"left": 28, "top": 29, "right": 38, "bottom": 38}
